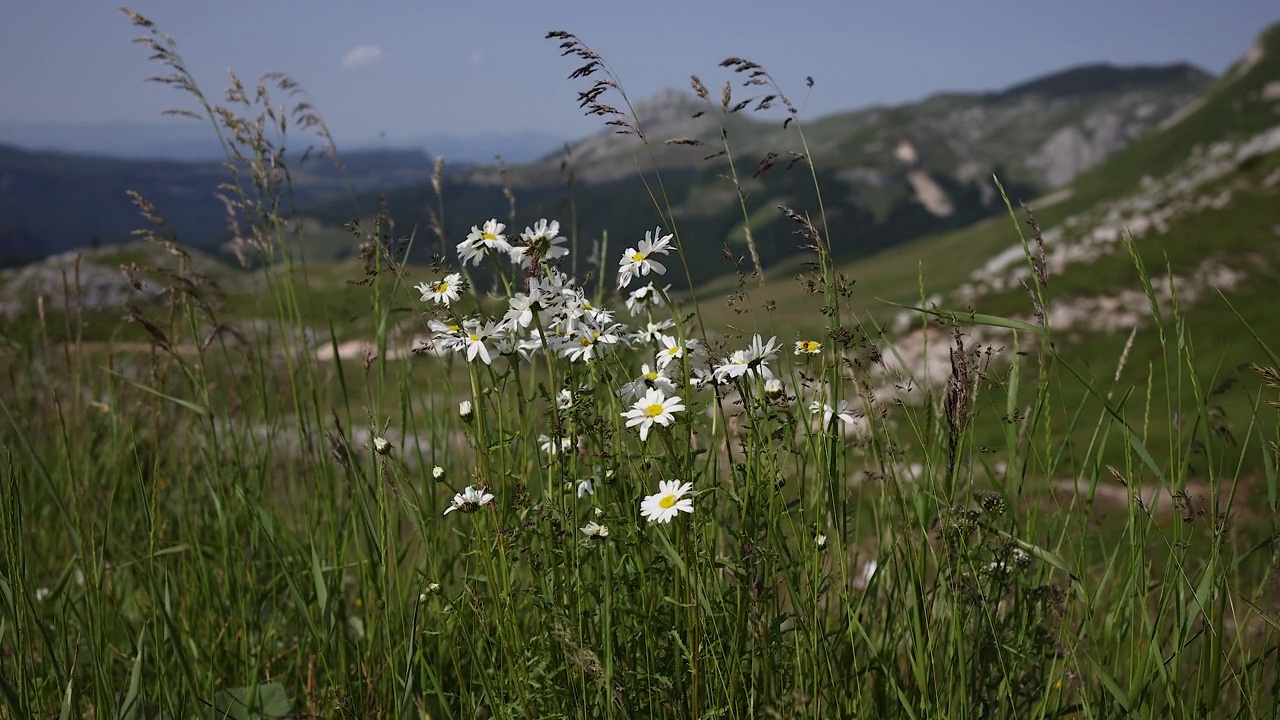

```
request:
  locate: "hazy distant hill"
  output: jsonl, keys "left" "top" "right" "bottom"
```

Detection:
{"left": 344, "top": 61, "right": 1213, "bottom": 288}
{"left": 0, "top": 120, "right": 566, "bottom": 164}
{"left": 0, "top": 146, "right": 452, "bottom": 265}
{"left": 0, "top": 56, "right": 1218, "bottom": 280}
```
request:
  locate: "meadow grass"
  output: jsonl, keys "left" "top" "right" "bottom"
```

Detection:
{"left": 0, "top": 11, "right": 1278, "bottom": 719}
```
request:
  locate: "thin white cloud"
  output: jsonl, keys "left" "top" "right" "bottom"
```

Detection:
{"left": 342, "top": 44, "right": 386, "bottom": 69}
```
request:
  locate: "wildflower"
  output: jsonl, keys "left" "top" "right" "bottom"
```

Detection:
{"left": 443, "top": 485, "right": 494, "bottom": 515}
{"left": 815, "top": 532, "right": 828, "bottom": 549}
{"left": 622, "top": 388, "right": 685, "bottom": 441}
{"left": 856, "top": 559, "right": 879, "bottom": 589}
{"left": 457, "top": 219, "right": 511, "bottom": 266}
{"left": 640, "top": 479, "right": 694, "bottom": 523}
{"left": 655, "top": 334, "right": 700, "bottom": 370}
{"left": 557, "top": 389, "right": 574, "bottom": 410}
{"left": 458, "top": 400, "right": 474, "bottom": 421}
{"left": 625, "top": 282, "right": 669, "bottom": 316}
{"left": 539, "top": 434, "right": 576, "bottom": 457}
{"left": 619, "top": 363, "right": 677, "bottom": 401}
{"left": 420, "top": 582, "right": 442, "bottom": 602}
{"left": 764, "top": 378, "right": 785, "bottom": 397}
{"left": 512, "top": 218, "right": 569, "bottom": 268}
{"left": 415, "top": 272, "right": 464, "bottom": 306}
{"left": 809, "top": 399, "right": 859, "bottom": 428}
{"left": 432, "top": 465, "right": 446, "bottom": 481}
{"left": 503, "top": 291, "right": 544, "bottom": 329}
{"left": 560, "top": 327, "right": 618, "bottom": 363}
{"left": 713, "top": 335, "right": 779, "bottom": 383}
{"left": 636, "top": 319, "right": 676, "bottom": 344}
{"left": 372, "top": 436, "right": 392, "bottom": 455}
{"left": 576, "top": 478, "right": 594, "bottom": 498}
{"left": 459, "top": 321, "right": 500, "bottom": 365}
{"left": 795, "top": 339, "right": 822, "bottom": 355}
{"left": 594, "top": 506, "right": 605, "bottom": 519}
{"left": 580, "top": 521, "right": 610, "bottom": 538}
{"left": 617, "top": 226, "right": 673, "bottom": 288}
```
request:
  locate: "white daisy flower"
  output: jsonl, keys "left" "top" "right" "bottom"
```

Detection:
{"left": 459, "top": 321, "right": 501, "bottom": 365}
{"left": 432, "top": 465, "right": 446, "bottom": 481}
{"left": 639, "top": 479, "right": 694, "bottom": 524}
{"left": 560, "top": 327, "right": 619, "bottom": 363}
{"left": 622, "top": 388, "right": 685, "bottom": 441}
{"left": 511, "top": 218, "right": 569, "bottom": 268}
{"left": 635, "top": 319, "right": 676, "bottom": 344}
{"left": 415, "top": 273, "right": 464, "bottom": 306}
{"left": 443, "top": 485, "right": 494, "bottom": 515}
{"left": 457, "top": 219, "right": 512, "bottom": 266}
{"left": 557, "top": 389, "right": 574, "bottom": 410}
{"left": 809, "top": 399, "right": 859, "bottom": 429}
{"left": 764, "top": 378, "right": 785, "bottom": 397}
{"left": 618, "top": 363, "right": 677, "bottom": 401}
{"left": 539, "top": 434, "right": 576, "bottom": 457}
{"left": 458, "top": 400, "right": 474, "bottom": 420}
{"left": 795, "top": 339, "right": 822, "bottom": 355}
{"left": 576, "top": 478, "right": 594, "bottom": 498}
{"left": 617, "top": 227, "right": 673, "bottom": 289}
{"left": 580, "top": 521, "right": 610, "bottom": 538}
{"left": 625, "top": 282, "right": 669, "bottom": 316}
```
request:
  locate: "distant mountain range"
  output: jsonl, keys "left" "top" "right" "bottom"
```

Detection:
{"left": 0, "top": 120, "right": 567, "bottom": 165}
{"left": 0, "top": 53, "right": 1236, "bottom": 277}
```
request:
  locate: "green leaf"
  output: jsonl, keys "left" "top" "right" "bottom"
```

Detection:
{"left": 210, "top": 682, "right": 292, "bottom": 719}
{"left": 118, "top": 626, "right": 146, "bottom": 720}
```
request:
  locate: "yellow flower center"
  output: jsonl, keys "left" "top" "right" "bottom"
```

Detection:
{"left": 801, "top": 341, "right": 820, "bottom": 352}
{"left": 433, "top": 281, "right": 449, "bottom": 293}
{"left": 579, "top": 337, "right": 592, "bottom": 347}
{"left": 644, "top": 403, "right": 665, "bottom": 418}
{"left": 482, "top": 232, "right": 498, "bottom": 242}
{"left": 665, "top": 347, "right": 680, "bottom": 356}
{"left": 468, "top": 334, "right": 480, "bottom": 342}
{"left": 644, "top": 372, "right": 658, "bottom": 380}
{"left": 659, "top": 494, "right": 677, "bottom": 509}
{"left": 631, "top": 251, "right": 645, "bottom": 261}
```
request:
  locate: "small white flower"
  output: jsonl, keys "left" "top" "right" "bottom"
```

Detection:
{"left": 617, "top": 227, "right": 673, "bottom": 289}
{"left": 557, "top": 389, "right": 574, "bottom": 410}
{"left": 458, "top": 400, "right": 474, "bottom": 420}
{"left": 764, "top": 378, "right": 785, "bottom": 396}
{"left": 458, "top": 219, "right": 511, "bottom": 266}
{"left": 443, "top": 485, "right": 494, "bottom": 515}
{"left": 372, "top": 436, "right": 392, "bottom": 455}
{"left": 458, "top": 321, "right": 501, "bottom": 365}
{"left": 809, "top": 399, "right": 859, "bottom": 429}
{"left": 815, "top": 532, "right": 828, "bottom": 549}
{"left": 618, "top": 363, "right": 677, "bottom": 401}
{"left": 35, "top": 587, "right": 51, "bottom": 602}
{"left": 625, "top": 282, "right": 670, "bottom": 316}
{"left": 640, "top": 479, "right": 694, "bottom": 524}
{"left": 580, "top": 521, "right": 610, "bottom": 538}
{"left": 432, "top": 465, "right": 446, "bottom": 481}
{"left": 512, "top": 218, "right": 569, "bottom": 268}
{"left": 415, "top": 272, "right": 464, "bottom": 306}
{"left": 594, "top": 506, "right": 605, "bottom": 519}
{"left": 857, "top": 560, "right": 879, "bottom": 589}
{"left": 539, "top": 434, "right": 576, "bottom": 457}
{"left": 576, "top": 478, "right": 594, "bottom": 498}
{"left": 621, "top": 388, "right": 685, "bottom": 441}
{"left": 794, "top": 339, "right": 822, "bottom": 355}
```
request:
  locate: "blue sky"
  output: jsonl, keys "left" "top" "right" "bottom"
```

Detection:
{"left": 2, "top": 1, "right": 1277, "bottom": 146}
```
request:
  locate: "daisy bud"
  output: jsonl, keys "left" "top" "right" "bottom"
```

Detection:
{"left": 432, "top": 466, "right": 446, "bottom": 481}
{"left": 458, "top": 400, "right": 474, "bottom": 421}
{"left": 373, "top": 436, "right": 392, "bottom": 455}
{"left": 594, "top": 506, "right": 605, "bottom": 519}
